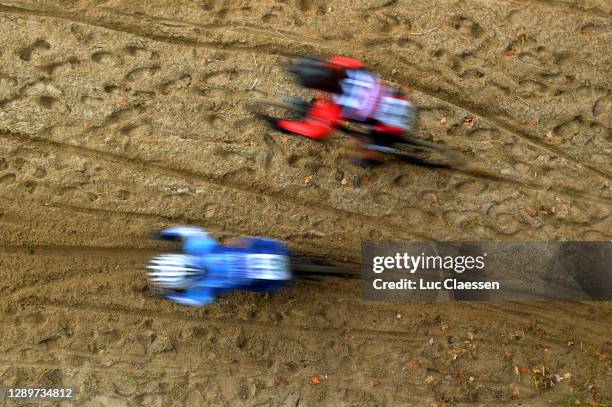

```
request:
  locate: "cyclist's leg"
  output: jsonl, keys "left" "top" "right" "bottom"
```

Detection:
{"left": 351, "top": 129, "right": 387, "bottom": 168}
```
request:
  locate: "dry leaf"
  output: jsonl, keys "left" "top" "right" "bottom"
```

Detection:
{"left": 468, "top": 376, "right": 475, "bottom": 383}
{"left": 440, "top": 117, "right": 447, "bottom": 124}
{"left": 510, "top": 330, "right": 524, "bottom": 340}
{"left": 595, "top": 351, "right": 608, "bottom": 361}
{"left": 504, "top": 350, "right": 513, "bottom": 358}
{"left": 119, "top": 97, "right": 128, "bottom": 109}
{"left": 278, "top": 378, "right": 289, "bottom": 386}
{"left": 504, "top": 47, "right": 515, "bottom": 57}
{"left": 309, "top": 375, "right": 321, "bottom": 385}
{"left": 340, "top": 177, "right": 348, "bottom": 185}
{"left": 425, "top": 375, "right": 434, "bottom": 384}
{"left": 545, "top": 131, "right": 554, "bottom": 139}
{"left": 304, "top": 176, "right": 312, "bottom": 184}
{"left": 370, "top": 379, "right": 381, "bottom": 387}
{"left": 463, "top": 118, "right": 476, "bottom": 127}
{"left": 525, "top": 206, "right": 537, "bottom": 216}
{"left": 518, "top": 367, "right": 528, "bottom": 374}
{"left": 280, "top": 136, "right": 290, "bottom": 143}
{"left": 428, "top": 337, "right": 434, "bottom": 346}
{"left": 406, "top": 360, "right": 418, "bottom": 370}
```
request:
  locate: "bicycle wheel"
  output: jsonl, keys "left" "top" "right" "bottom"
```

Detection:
{"left": 375, "top": 136, "right": 466, "bottom": 168}
{"left": 245, "top": 97, "right": 310, "bottom": 120}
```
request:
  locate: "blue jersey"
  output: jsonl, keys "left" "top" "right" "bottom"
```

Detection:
{"left": 147, "top": 228, "right": 292, "bottom": 306}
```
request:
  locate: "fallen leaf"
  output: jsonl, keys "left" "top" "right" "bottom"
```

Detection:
{"left": 463, "top": 117, "right": 476, "bottom": 127}
{"left": 525, "top": 206, "right": 537, "bottom": 216}
{"left": 504, "top": 47, "right": 515, "bottom": 57}
{"left": 510, "top": 330, "right": 524, "bottom": 340}
{"left": 468, "top": 376, "right": 475, "bottom": 383}
{"left": 278, "top": 378, "right": 289, "bottom": 386}
{"left": 370, "top": 379, "right": 381, "bottom": 387}
{"left": 309, "top": 375, "right": 321, "bottom": 385}
{"left": 280, "top": 136, "right": 290, "bottom": 143}
{"left": 545, "top": 131, "right": 553, "bottom": 139}
{"left": 304, "top": 176, "right": 312, "bottom": 184}
{"left": 514, "top": 366, "right": 529, "bottom": 375}
{"left": 532, "top": 366, "right": 556, "bottom": 390}
{"left": 504, "top": 350, "right": 513, "bottom": 358}
{"left": 425, "top": 375, "right": 434, "bottom": 384}
{"left": 563, "top": 372, "right": 572, "bottom": 380}
{"left": 428, "top": 337, "right": 434, "bottom": 346}
{"left": 440, "top": 117, "right": 447, "bottom": 124}
{"left": 340, "top": 177, "right": 348, "bottom": 186}
{"left": 119, "top": 97, "right": 128, "bottom": 109}
{"left": 406, "top": 360, "right": 418, "bottom": 370}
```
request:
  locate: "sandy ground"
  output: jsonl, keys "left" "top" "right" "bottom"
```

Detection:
{"left": 0, "top": 0, "right": 611, "bottom": 405}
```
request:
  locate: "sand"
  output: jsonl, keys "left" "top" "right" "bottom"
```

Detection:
{"left": 0, "top": 0, "right": 610, "bottom": 405}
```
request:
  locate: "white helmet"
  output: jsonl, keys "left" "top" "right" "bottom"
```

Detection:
{"left": 146, "top": 254, "right": 200, "bottom": 290}
{"left": 158, "top": 226, "right": 211, "bottom": 241}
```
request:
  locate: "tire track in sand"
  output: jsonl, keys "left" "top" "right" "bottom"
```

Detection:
{"left": 1, "top": 2, "right": 608, "bottom": 191}
{"left": 0, "top": 129, "right": 434, "bottom": 242}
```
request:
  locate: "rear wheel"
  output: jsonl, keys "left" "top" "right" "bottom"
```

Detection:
{"left": 245, "top": 97, "right": 310, "bottom": 121}
{"left": 385, "top": 136, "right": 466, "bottom": 168}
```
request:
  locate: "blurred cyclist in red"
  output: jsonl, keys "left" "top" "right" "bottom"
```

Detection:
{"left": 262, "top": 56, "right": 417, "bottom": 167}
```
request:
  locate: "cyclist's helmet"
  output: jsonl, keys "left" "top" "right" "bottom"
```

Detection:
{"left": 286, "top": 56, "right": 347, "bottom": 94}
{"left": 146, "top": 254, "right": 200, "bottom": 290}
